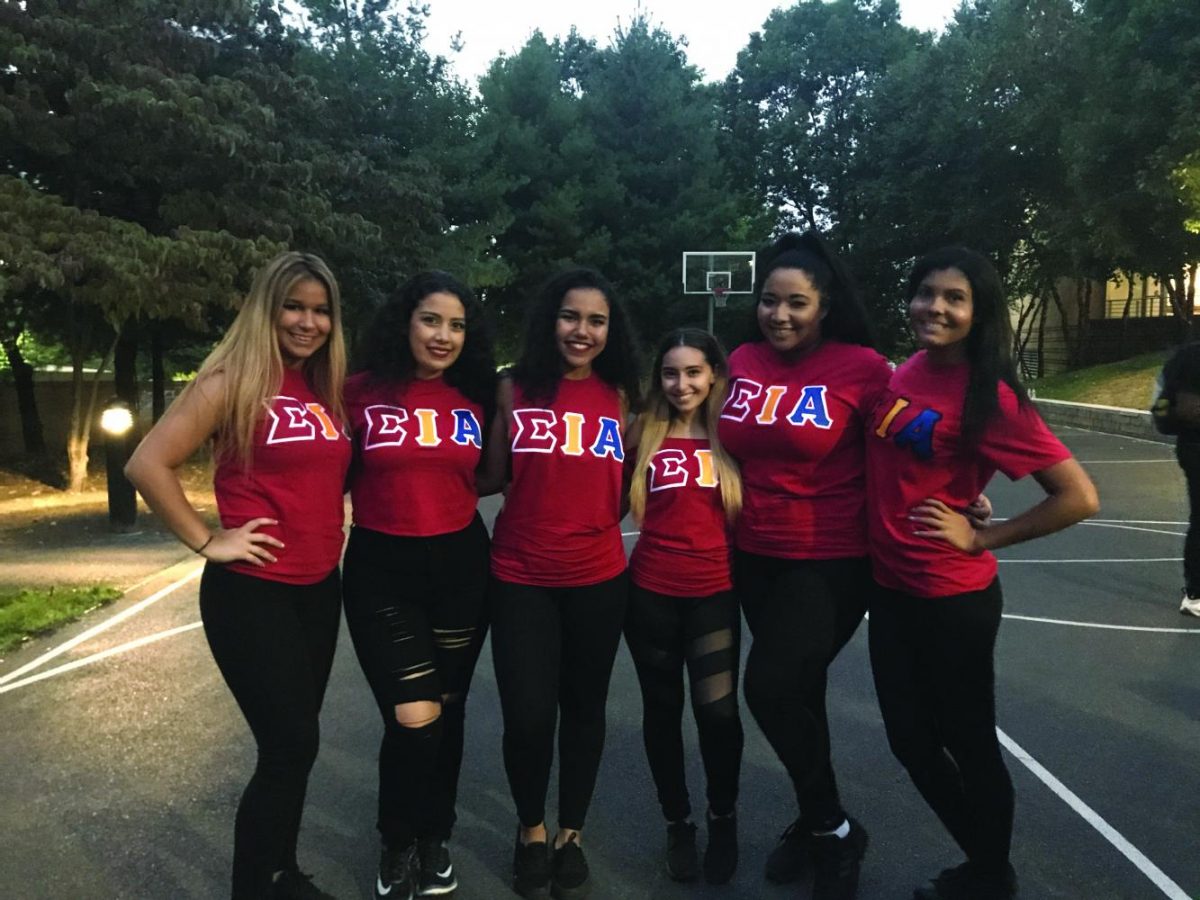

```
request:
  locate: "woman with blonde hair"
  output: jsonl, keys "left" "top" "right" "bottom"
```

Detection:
{"left": 624, "top": 327, "right": 745, "bottom": 885}
{"left": 126, "top": 251, "right": 351, "bottom": 900}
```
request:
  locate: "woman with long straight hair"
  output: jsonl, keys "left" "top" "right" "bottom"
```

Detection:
{"left": 127, "top": 251, "right": 351, "bottom": 900}
{"left": 342, "top": 271, "right": 497, "bottom": 900}
{"left": 866, "top": 247, "right": 1098, "bottom": 900}
{"left": 625, "top": 327, "right": 745, "bottom": 885}
{"left": 480, "top": 267, "right": 641, "bottom": 900}
{"left": 717, "top": 231, "right": 891, "bottom": 900}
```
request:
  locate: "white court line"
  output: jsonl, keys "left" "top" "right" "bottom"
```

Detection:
{"left": 0, "top": 564, "right": 203, "bottom": 687}
{"left": 999, "top": 557, "right": 1181, "bottom": 563}
{"left": 1002, "top": 613, "right": 1199, "bottom": 634}
{"left": 997, "top": 728, "right": 1191, "bottom": 899}
{"left": 1089, "top": 519, "right": 1186, "bottom": 526}
{"left": 1078, "top": 459, "right": 1175, "bottom": 464}
{"left": 1080, "top": 522, "right": 1185, "bottom": 538}
{"left": 0, "top": 622, "right": 204, "bottom": 696}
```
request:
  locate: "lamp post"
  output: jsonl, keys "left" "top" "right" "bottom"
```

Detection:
{"left": 100, "top": 398, "right": 137, "bottom": 532}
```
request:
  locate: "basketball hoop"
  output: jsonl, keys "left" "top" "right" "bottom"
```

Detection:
{"left": 713, "top": 285, "right": 729, "bottom": 309}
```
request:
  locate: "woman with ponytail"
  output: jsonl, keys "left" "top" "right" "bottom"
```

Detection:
{"left": 717, "top": 231, "right": 890, "bottom": 900}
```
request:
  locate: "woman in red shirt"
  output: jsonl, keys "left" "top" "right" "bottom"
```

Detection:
{"left": 717, "top": 231, "right": 890, "bottom": 900}
{"left": 866, "top": 247, "right": 1098, "bottom": 900}
{"left": 481, "top": 268, "right": 641, "bottom": 900}
{"left": 625, "top": 328, "right": 744, "bottom": 885}
{"left": 342, "top": 271, "right": 496, "bottom": 900}
{"left": 126, "top": 252, "right": 351, "bottom": 900}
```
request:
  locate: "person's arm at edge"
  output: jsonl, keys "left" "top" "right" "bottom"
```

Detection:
{"left": 475, "top": 376, "right": 512, "bottom": 497}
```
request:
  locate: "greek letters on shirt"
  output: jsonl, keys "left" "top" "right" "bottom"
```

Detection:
{"left": 719, "top": 378, "right": 833, "bottom": 429}
{"left": 264, "top": 396, "right": 346, "bottom": 444}
{"left": 873, "top": 397, "right": 943, "bottom": 461}
{"left": 648, "top": 447, "right": 718, "bottom": 492}
{"left": 511, "top": 408, "right": 624, "bottom": 461}
{"left": 360, "top": 404, "right": 483, "bottom": 451}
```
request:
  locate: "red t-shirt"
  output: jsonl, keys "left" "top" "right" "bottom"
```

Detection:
{"left": 490, "top": 374, "right": 626, "bottom": 587}
{"left": 214, "top": 367, "right": 352, "bottom": 585}
{"left": 866, "top": 351, "right": 1072, "bottom": 597}
{"left": 717, "top": 340, "right": 892, "bottom": 559}
{"left": 630, "top": 437, "right": 732, "bottom": 597}
{"left": 345, "top": 372, "right": 484, "bottom": 537}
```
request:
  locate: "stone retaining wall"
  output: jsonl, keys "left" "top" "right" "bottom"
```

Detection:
{"left": 1033, "top": 397, "right": 1169, "bottom": 444}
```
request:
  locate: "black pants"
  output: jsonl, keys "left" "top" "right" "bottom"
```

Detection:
{"left": 735, "top": 552, "right": 869, "bottom": 830}
{"left": 868, "top": 578, "right": 1013, "bottom": 881}
{"left": 624, "top": 585, "right": 744, "bottom": 822}
{"left": 490, "top": 572, "right": 628, "bottom": 831}
{"left": 199, "top": 564, "right": 341, "bottom": 900}
{"left": 1178, "top": 441, "right": 1200, "bottom": 596}
{"left": 342, "top": 517, "right": 490, "bottom": 848}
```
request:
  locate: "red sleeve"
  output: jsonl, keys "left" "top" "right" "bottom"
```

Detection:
{"left": 978, "top": 385, "right": 1072, "bottom": 480}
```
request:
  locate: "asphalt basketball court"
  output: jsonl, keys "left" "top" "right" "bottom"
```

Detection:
{"left": 1, "top": 424, "right": 1196, "bottom": 899}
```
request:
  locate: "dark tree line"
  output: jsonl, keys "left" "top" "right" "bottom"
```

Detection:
{"left": 2, "top": 0, "right": 1197, "bottom": 485}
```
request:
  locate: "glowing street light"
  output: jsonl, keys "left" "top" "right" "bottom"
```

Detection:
{"left": 101, "top": 398, "right": 137, "bottom": 532}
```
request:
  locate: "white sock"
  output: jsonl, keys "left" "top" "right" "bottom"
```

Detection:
{"left": 813, "top": 818, "right": 851, "bottom": 839}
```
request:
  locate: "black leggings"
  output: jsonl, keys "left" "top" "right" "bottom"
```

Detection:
{"left": 624, "top": 585, "right": 744, "bottom": 822}
{"left": 1178, "top": 441, "right": 1200, "bottom": 596}
{"left": 868, "top": 578, "right": 1013, "bottom": 880}
{"left": 490, "top": 572, "right": 628, "bottom": 831}
{"left": 199, "top": 564, "right": 341, "bottom": 900}
{"left": 342, "top": 517, "right": 490, "bottom": 848}
{"left": 735, "top": 552, "right": 869, "bottom": 830}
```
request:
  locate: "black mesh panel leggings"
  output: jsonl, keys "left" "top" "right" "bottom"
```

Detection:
{"left": 624, "top": 585, "right": 744, "bottom": 822}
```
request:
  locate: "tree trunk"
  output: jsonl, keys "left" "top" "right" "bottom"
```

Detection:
{"left": 1, "top": 337, "right": 46, "bottom": 454}
{"left": 66, "top": 337, "right": 117, "bottom": 493}
{"left": 114, "top": 318, "right": 139, "bottom": 407}
{"left": 151, "top": 323, "right": 166, "bottom": 422}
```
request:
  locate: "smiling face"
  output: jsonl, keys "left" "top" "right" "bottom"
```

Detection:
{"left": 275, "top": 278, "right": 332, "bottom": 368}
{"left": 910, "top": 267, "right": 974, "bottom": 362}
{"left": 660, "top": 345, "right": 716, "bottom": 417}
{"left": 409, "top": 291, "right": 467, "bottom": 380}
{"left": 757, "top": 267, "right": 826, "bottom": 357}
{"left": 555, "top": 287, "right": 610, "bottom": 377}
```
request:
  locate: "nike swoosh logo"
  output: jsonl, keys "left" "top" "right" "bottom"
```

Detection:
{"left": 376, "top": 876, "right": 392, "bottom": 896}
{"left": 436, "top": 865, "right": 453, "bottom": 878}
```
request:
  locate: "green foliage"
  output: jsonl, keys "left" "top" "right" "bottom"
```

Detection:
{"left": 1030, "top": 350, "right": 1169, "bottom": 408}
{"left": 0, "top": 584, "right": 122, "bottom": 653}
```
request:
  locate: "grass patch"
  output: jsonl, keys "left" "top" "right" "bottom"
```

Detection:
{"left": 1029, "top": 351, "right": 1168, "bottom": 409}
{"left": 0, "top": 585, "right": 122, "bottom": 654}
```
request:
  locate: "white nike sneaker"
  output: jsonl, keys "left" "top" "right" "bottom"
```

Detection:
{"left": 417, "top": 838, "right": 458, "bottom": 897}
{"left": 1180, "top": 590, "right": 1200, "bottom": 618}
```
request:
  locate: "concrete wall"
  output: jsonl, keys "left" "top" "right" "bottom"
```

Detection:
{"left": 1033, "top": 397, "right": 1170, "bottom": 444}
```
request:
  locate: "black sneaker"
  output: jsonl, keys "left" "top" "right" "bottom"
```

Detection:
{"left": 512, "top": 831, "right": 551, "bottom": 899}
{"left": 376, "top": 842, "right": 417, "bottom": 900}
{"left": 810, "top": 817, "right": 868, "bottom": 900}
{"left": 550, "top": 835, "right": 590, "bottom": 899}
{"left": 665, "top": 821, "right": 698, "bottom": 882}
{"left": 765, "top": 818, "right": 811, "bottom": 884}
{"left": 914, "top": 862, "right": 1018, "bottom": 900}
{"left": 272, "top": 868, "right": 336, "bottom": 900}
{"left": 703, "top": 811, "right": 738, "bottom": 885}
{"left": 417, "top": 838, "right": 458, "bottom": 897}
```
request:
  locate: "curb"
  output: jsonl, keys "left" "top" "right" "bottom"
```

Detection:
{"left": 1032, "top": 398, "right": 1170, "bottom": 444}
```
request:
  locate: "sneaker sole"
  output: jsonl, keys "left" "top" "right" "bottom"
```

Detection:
{"left": 417, "top": 880, "right": 458, "bottom": 897}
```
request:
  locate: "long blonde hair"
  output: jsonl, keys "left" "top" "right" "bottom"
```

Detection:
{"left": 190, "top": 251, "right": 346, "bottom": 464}
{"left": 629, "top": 328, "right": 742, "bottom": 524}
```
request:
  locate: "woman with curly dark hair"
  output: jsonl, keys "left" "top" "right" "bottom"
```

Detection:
{"left": 718, "top": 231, "right": 890, "bottom": 900}
{"left": 480, "top": 267, "right": 641, "bottom": 900}
{"left": 342, "top": 271, "right": 497, "bottom": 900}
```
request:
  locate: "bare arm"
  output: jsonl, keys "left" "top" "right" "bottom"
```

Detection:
{"left": 620, "top": 415, "right": 645, "bottom": 521}
{"left": 125, "top": 373, "right": 284, "bottom": 566}
{"left": 475, "top": 377, "right": 513, "bottom": 497}
{"left": 910, "top": 457, "right": 1100, "bottom": 554}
